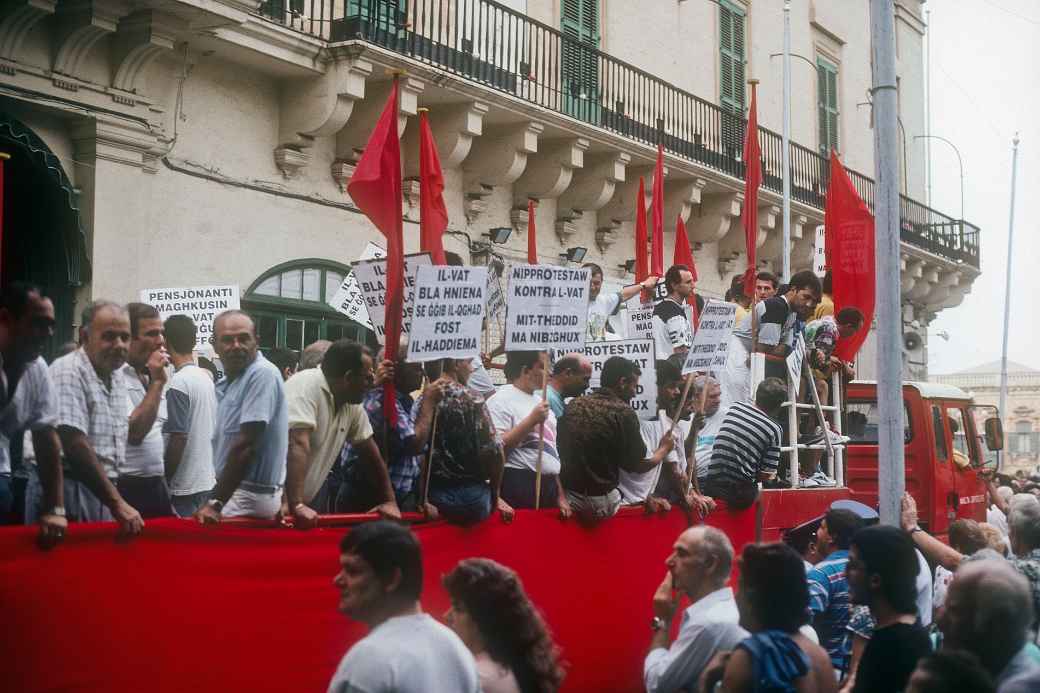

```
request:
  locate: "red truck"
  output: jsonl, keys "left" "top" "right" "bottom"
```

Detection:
{"left": 759, "top": 380, "right": 1005, "bottom": 543}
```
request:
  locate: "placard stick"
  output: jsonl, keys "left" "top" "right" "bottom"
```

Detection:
{"left": 667, "top": 371, "right": 698, "bottom": 438}
{"left": 802, "top": 356, "right": 835, "bottom": 464}
{"left": 534, "top": 351, "right": 549, "bottom": 509}
{"left": 685, "top": 378, "right": 711, "bottom": 495}
{"left": 420, "top": 408, "right": 439, "bottom": 507}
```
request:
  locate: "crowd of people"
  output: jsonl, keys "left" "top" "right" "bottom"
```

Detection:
{"left": 5, "top": 267, "right": 1040, "bottom": 692}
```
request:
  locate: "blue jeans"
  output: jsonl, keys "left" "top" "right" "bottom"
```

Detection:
{"left": 171, "top": 490, "right": 212, "bottom": 518}
{"left": 428, "top": 479, "right": 491, "bottom": 525}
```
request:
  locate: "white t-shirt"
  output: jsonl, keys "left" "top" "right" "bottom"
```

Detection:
{"left": 588, "top": 291, "right": 622, "bottom": 342}
{"left": 692, "top": 409, "right": 725, "bottom": 481}
{"left": 467, "top": 358, "right": 497, "bottom": 399}
{"left": 121, "top": 364, "right": 166, "bottom": 478}
{"left": 162, "top": 363, "right": 217, "bottom": 496}
{"left": 327, "top": 613, "right": 479, "bottom": 693}
{"left": 486, "top": 384, "right": 561, "bottom": 476}
{"left": 619, "top": 412, "right": 685, "bottom": 503}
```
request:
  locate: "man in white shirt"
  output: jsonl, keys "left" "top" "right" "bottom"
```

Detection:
{"left": 162, "top": 315, "right": 217, "bottom": 517}
{"left": 0, "top": 282, "right": 65, "bottom": 546}
{"left": 644, "top": 526, "right": 748, "bottom": 692}
{"left": 584, "top": 262, "right": 658, "bottom": 342}
{"left": 118, "top": 303, "right": 173, "bottom": 517}
{"left": 688, "top": 374, "right": 724, "bottom": 488}
{"left": 487, "top": 351, "right": 571, "bottom": 516}
{"left": 652, "top": 265, "right": 696, "bottom": 359}
{"left": 328, "top": 521, "right": 479, "bottom": 693}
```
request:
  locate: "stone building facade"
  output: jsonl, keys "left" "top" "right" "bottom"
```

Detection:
{"left": 0, "top": 0, "right": 978, "bottom": 372}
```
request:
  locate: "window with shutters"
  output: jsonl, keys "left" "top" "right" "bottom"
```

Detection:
{"left": 817, "top": 57, "right": 840, "bottom": 156}
{"left": 561, "top": 0, "right": 600, "bottom": 123}
{"left": 718, "top": 0, "right": 746, "bottom": 154}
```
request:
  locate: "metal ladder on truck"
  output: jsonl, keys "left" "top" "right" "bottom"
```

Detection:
{"left": 750, "top": 334, "right": 846, "bottom": 488}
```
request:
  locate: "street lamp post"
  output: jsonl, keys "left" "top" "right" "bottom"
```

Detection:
{"left": 913, "top": 134, "right": 965, "bottom": 220}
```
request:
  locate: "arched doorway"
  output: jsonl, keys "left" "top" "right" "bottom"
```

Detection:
{"left": 0, "top": 112, "right": 90, "bottom": 350}
{"left": 242, "top": 259, "right": 372, "bottom": 354}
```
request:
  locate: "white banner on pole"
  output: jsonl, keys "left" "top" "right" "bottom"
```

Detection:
{"left": 504, "top": 265, "right": 591, "bottom": 351}
{"left": 407, "top": 265, "right": 488, "bottom": 362}
{"left": 813, "top": 225, "right": 827, "bottom": 278}
{"left": 353, "top": 252, "right": 433, "bottom": 344}
{"left": 554, "top": 339, "right": 658, "bottom": 420}
{"left": 140, "top": 285, "right": 240, "bottom": 353}
{"left": 328, "top": 241, "right": 387, "bottom": 329}
{"left": 624, "top": 293, "right": 655, "bottom": 341}
{"left": 681, "top": 299, "right": 737, "bottom": 376}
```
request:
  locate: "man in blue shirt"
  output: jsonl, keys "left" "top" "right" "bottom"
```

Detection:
{"left": 543, "top": 352, "right": 592, "bottom": 419}
{"left": 806, "top": 507, "right": 864, "bottom": 672}
{"left": 194, "top": 310, "right": 288, "bottom": 522}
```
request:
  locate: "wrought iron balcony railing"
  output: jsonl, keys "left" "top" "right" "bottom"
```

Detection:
{"left": 258, "top": 0, "right": 980, "bottom": 270}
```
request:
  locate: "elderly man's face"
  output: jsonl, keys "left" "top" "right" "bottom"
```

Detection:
{"left": 213, "top": 314, "right": 257, "bottom": 378}
{"left": 938, "top": 573, "right": 974, "bottom": 649}
{"left": 84, "top": 306, "right": 130, "bottom": 377}
{"left": 703, "top": 384, "right": 722, "bottom": 417}
{"left": 561, "top": 360, "right": 593, "bottom": 398}
{"left": 666, "top": 529, "right": 709, "bottom": 597}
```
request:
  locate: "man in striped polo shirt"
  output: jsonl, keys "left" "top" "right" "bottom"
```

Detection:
{"left": 702, "top": 377, "right": 785, "bottom": 510}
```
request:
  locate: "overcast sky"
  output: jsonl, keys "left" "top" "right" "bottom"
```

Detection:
{"left": 924, "top": 0, "right": 1040, "bottom": 374}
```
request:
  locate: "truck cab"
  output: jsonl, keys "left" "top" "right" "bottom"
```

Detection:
{"left": 844, "top": 381, "right": 1004, "bottom": 541}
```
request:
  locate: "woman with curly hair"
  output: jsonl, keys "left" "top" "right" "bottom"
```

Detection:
{"left": 443, "top": 558, "right": 565, "bottom": 693}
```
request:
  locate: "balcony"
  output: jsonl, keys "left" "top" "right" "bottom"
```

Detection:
{"left": 258, "top": 0, "right": 979, "bottom": 271}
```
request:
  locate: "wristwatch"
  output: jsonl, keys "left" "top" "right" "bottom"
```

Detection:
{"left": 49, "top": 506, "right": 66, "bottom": 517}
{"left": 909, "top": 526, "right": 923, "bottom": 536}
{"left": 207, "top": 498, "right": 224, "bottom": 512}
{"left": 650, "top": 616, "right": 668, "bottom": 632}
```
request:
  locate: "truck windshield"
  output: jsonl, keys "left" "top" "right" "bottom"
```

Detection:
{"left": 946, "top": 408, "right": 976, "bottom": 467}
{"left": 846, "top": 401, "right": 912, "bottom": 444}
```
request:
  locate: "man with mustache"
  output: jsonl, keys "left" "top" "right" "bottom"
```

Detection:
{"left": 45, "top": 300, "right": 144, "bottom": 534}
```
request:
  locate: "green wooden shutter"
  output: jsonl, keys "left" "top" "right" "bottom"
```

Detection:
{"left": 561, "top": 0, "right": 600, "bottom": 123}
{"left": 719, "top": 1, "right": 746, "bottom": 115}
{"left": 818, "top": 57, "right": 839, "bottom": 155}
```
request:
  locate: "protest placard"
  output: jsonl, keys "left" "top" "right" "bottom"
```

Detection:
{"left": 813, "top": 225, "right": 827, "bottom": 278}
{"left": 485, "top": 262, "right": 506, "bottom": 320}
{"left": 328, "top": 241, "right": 387, "bottom": 330}
{"left": 563, "top": 339, "right": 658, "bottom": 420}
{"left": 787, "top": 333, "right": 807, "bottom": 389}
{"left": 353, "top": 252, "right": 433, "bottom": 344}
{"left": 140, "top": 285, "right": 240, "bottom": 352}
{"left": 407, "top": 265, "right": 488, "bottom": 362}
{"left": 624, "top": 293, "right": 655, "bottom": 340}
{"left": 504, "top": 265, "right": 590, "bottom": 351}
{"left": 681, "top": 299, "right": 737, "bottom": 376}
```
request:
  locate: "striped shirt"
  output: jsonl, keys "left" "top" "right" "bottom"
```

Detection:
{"left": 807, "top": 550, "right": 852, "bottom": 670}
{"left": 704, "top": 402, "right": 781, "bottom": 485}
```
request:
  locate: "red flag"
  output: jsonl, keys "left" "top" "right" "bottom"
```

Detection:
{"left": 651, "top": 145, "right": 665, "bottom": 277}
{"left": 418, "top": 109, "right": 448, "bottom": 265}
{"left": 825, "top": 151, "right": 875, "bottom": 362}
{"left": 635, "top": 177, "right": 649, "bottom": 283}
{"left": 347, "top": 78, "right": 403, "bottom": 426}
{"left": 527, "top": 199, "right": 537, "bottom": 264}
{"left": 741, "top": 83, "right": 761, "bottom": 297}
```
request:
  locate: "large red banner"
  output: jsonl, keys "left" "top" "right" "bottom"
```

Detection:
{"left": 0, "top": 507, "right": 755, "bottom": 692}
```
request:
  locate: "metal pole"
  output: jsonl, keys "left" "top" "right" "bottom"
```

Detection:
{"left": 999, "top": 134, "right": 1020, "bottom": 468}
{"left": 925, "top": 8, "right": 932, "bottom": 209}
{"left": 781, "top": 0, "right": 792, "bottom": 283}
{"left": 870, "top": 0, "right": 905, "bottom": 526}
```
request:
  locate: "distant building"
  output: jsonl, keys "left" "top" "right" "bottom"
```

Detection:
{"left": 933, "top": 360, "right": 1040, "bottom": 474}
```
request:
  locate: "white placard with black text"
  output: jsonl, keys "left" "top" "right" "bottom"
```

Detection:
{"left": 407, "top": 265, "right": 488, "bottom": 362}
{"left": 681, "top": 299, "right": 737, "bottom": 376}
{"left": 504, "top": 265, "right": 591, "bottom": 351}
{"left": 327, "top": 241, "right": 386, "bottom": 330}
{"left": 352, "top": 252, "right": 433, "bottom": 344}
{"left": 566, "top": 339, "right": 658, "bottom": 420}
{"left": 140, "top": 285, "right": 240, "bottom": 353}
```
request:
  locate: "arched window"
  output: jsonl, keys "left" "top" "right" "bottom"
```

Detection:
{"left": 243, "top": 259, "right": 369, "bottom": 352}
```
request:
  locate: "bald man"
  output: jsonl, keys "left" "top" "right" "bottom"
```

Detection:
{"left": 644, "top": 526, "right": 747, "bottom": 692}
{"left": 544, "top": 353, "right": 592, "bottom": 419}
{"left": 940, "top": 559, "right": 1038, "bottom": 687}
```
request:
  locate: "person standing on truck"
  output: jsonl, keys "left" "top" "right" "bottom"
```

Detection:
{"left": 701, "top": 378, "right": 785, "bottom": 510}
{"left": 328, "top": 521, "right": 480, "bottom": 693}
{"left": 720, "top": 270, "right": 821, "bottom": 409}
{"left": 584, "top": 263, "right": 659, "bottom": 342}
{"left": 806, "top": 508, "right": 865, "bottom": 673}
{"left": 652, "top": 265, "right": 697, "bottom": 360}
